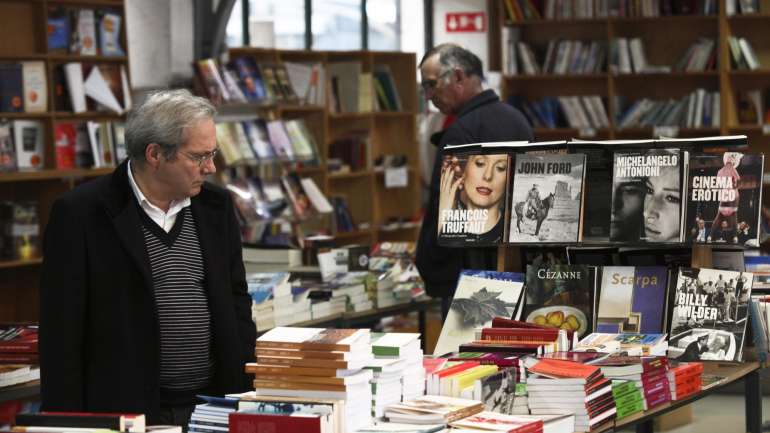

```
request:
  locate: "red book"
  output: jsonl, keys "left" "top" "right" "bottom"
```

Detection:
{"left": 54, "top": 123, "right": 77, "bottom": 169}
{"left": 0, "top": 353, "right": 38, "bottom": 364}
{"left": 229, "top": 412, "right": 327, "bottom": 433}
{"left": 491, "top": 317, "right": 575, "bottom": 340}
{"left": 481, "top": 327, "right": 560, "bottom": 341}
{"left": 529, "top": 359, "right": 601, "bottom": 383}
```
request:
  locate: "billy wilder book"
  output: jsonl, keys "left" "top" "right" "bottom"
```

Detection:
{"left": 667, "top": 267, "right": 753, "bottom": 362}
{"left": 508, "top": 153, "right": 586, "bottom": 243}
{"left": 610, "top": 148, "right": 686, "bottom": 243}
{"left": 437, "top": 148, "right": 510, "bottom": 246}
{"left": 523, "top": 264, "right": 596, "bottom": 338}
{"left": 686, "top": 152, "right": 764, "bottom": 246}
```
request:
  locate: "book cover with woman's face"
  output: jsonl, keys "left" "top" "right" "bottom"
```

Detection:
{"left": 437, "top": 152, "right": 509, "bottom": 246}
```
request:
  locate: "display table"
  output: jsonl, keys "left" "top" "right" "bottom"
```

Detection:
{"left": 593, "top": 361, "right": 761, "bottom": 433}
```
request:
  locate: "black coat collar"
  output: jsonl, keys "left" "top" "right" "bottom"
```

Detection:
{"left": 456, "top": 89, "right": 500, "bottom": 118}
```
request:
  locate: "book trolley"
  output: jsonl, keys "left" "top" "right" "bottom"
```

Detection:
{"left": 451, "top": 135, "right": 768, "bottom": 433}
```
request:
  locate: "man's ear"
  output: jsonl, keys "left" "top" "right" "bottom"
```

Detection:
{"left": 453, "top": 68, "right": 465, "bottom": 84}
{"left": 145, "top": 143, "right": 162, "bottom": 169}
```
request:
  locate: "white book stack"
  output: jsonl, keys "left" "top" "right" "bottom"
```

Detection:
{"left": 376, "top": 274, "right": 398, "bottom": 308}
{"left": 187, "top": 403, "right": 235, "bottom": 433}
{"left": 310, "top": 296, "right": 347, "bottom": 319}
{"left": 250, "top": 327, "right": 375, "bottom": 432}
{"left": 273, "top": 284, "right": 312, "bottom": 326}
{"left": 248, "top": 272, "right": 290, "bottom": 332}
{"left": 371, "top": 333, "right": 426, "bottom": 403}
{"left": 365, "top": 358, "right": 407, "bottom": 418}
{"left": 331, "top": 271, "right": 372, "bottom": 312}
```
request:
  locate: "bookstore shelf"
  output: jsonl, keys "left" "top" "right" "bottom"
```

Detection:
{"left": 47, "top": 54, "right": 127, "bottom": 62}
{"left": 328, "top": 170, "right": 373, "bottom": 180}
{"left": 0, "top": 54, "right": 48, "bottom": 60}
{"left": 329, "top": 112, "right": 375, "bottom": 120}
{"left": 0, "top": 258, "right": 43, "bottom": 270}
{"left": 0, "top": 167, "right": 112, "bottom": 183}
{"left": 0, "top": 112, "right": 51, "bottom": 118}
{"left": 505, "top": 74, "right": 608, "bottom": 81}
{"left": 373, "top": 111, "right": 416, "bottom": 118}
{"left": 728, "top": 13, "right": 770, "bottom": 21}
{"left": 47, "top": 0, "right": 123, "bottom": 6}
{"left": 729, "top": 69, "right": 770, "bottom": 76}
{"left": 51, "top": 111, "right": 125, "bottom": 119}
{"left": 334, "top": 228, "right": 374, "bottom": 238}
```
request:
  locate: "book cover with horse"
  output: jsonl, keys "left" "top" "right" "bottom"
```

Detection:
{"left": 508, "top": 153, "right": 586, "bottom": 243}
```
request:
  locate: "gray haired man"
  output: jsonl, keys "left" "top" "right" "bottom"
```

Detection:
{"left": 40, "top": 89, "right": 256, "bottom": 429}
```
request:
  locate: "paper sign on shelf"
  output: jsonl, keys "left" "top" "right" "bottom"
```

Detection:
{"left": 385, "top": 166, "right": 408, "bottom": 188}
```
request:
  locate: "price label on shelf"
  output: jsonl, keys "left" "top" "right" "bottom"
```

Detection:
{"left": 653, "top": 126, "right": 679, "bottom": 138}
{"left": 385, "top": 166, "right": 408, "bottom": 188}
{"left": 762, "top": 124, "right": 770, "bottom": 135}
{"left": 578, "top": 128, "right": 596, "bottom": 138}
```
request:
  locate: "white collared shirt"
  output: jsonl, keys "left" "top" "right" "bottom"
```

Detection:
{"left": 127, "top": 159, "right": 191, "bottom": 232}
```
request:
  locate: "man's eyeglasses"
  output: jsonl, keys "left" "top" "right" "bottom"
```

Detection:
{"left": 420, "top": 70, "right": 453, "bottom": 92}
{"left": 181, "top": 148, "right": 219, "bottom": 167}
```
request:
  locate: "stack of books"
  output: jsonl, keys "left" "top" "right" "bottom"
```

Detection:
{"left": 526, "top": 358, "right": 616, "bottom": 431}
{"left": 330, "top": 271, "right": 373, "bottom": 312}
{"left": 247, "top": 272, "right": 290, "bottom": 332}
{"left": 668, "top": 362, "right": 704, "bottom": 400}
{"left": 449, "top": 411, "right": 544, "bottom": 433}
{"left": 384, "top": 395, "right": 484, "bottom": 425}
{"left": 236, "top": 394, "right": 344, "bottom": 433}
{"left": 0, "top": 324, "right": 38, "bottom": 365}
{"left": 611, "top": 380, "right": 646, "bottom": 420}
{"left": 248, "top": 327, "right": 374, "bottom": 432}
{"left": 575, "top": 333, "right": 669, "bottom": 356}
{"left": 272, "top": 284, "right": 311, "bottom": 326}
{"left": 188, "top": 400, "right": 236, "bottom": 432}
{"left": 366, "top": 357, "right": 406, "bottom": 418}
{"left": 589, "top": 356, "right": 671, "bottom": 410}
{"left": 371, "top": 333, "right": 425, "bottom": 402}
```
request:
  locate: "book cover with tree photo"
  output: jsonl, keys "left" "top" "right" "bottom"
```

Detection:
{"left": 433, "top": 270, "right": 524, "bottom": 356}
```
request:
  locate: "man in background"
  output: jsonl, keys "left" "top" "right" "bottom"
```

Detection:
{"left": 40, "top": 89, "right": 256, "bottom": 428}
{"left": 415, "top": 44, "right": 533, "bottom": 318}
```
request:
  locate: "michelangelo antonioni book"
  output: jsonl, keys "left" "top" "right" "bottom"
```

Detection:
{"left": 508, "top": 153, "right": 586, "bottom": 243}
{"left": 610, "top": 148, "right": 687, "bottom": 243}
{"left": 437, "top": 144, "right": 511, "bottom": 247}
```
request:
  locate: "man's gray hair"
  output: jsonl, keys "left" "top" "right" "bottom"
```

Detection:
{"left": 419, "top": 43, "right": 484, "bottom": 80}
{"left": 125, "top": 89, "right": 216, "bottom": 162}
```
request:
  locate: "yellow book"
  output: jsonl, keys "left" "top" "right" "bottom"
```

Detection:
{"left": 449, "top": 365, "right": 498, "bottom": 397}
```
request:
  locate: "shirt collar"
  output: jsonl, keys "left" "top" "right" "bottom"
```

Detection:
{"left": 127, "top": 159, "right": 191, "bottom": 214}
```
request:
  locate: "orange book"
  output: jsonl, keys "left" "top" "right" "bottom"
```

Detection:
{"left": 529, "top": 358, "right": 601, "bottom": 382}
{"left": 253, "top": 379, "right": 347, "bottom": 392}
{"left": 245, "top": 363, "right": 348, "bottom": 378}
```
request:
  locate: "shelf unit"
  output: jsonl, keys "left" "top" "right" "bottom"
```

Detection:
{"left": 0, "top": 0, "right": 129, "bottom": 322}
{"left": 489, "top": 0, "right": 770, "bottom": 166}
{"left": 227, "top": 48, "right": 422, "bottom": 246}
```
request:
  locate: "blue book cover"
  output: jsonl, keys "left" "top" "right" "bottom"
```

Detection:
{"left": 597, "top": 266, "right": 668, "bottom": 334}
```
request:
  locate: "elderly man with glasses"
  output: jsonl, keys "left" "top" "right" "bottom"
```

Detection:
{"left": 39, "top": 89, "right": 256, "bottom": 429}
{"left": 416, "top": 44, "right": 533, "bottom": 320}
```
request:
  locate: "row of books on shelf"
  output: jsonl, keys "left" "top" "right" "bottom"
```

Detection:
{"left": 194, "top": 57, "right": 405, "bottom": 113}
{"left": 505, "top": 0, "right": 721, "bottom": 21}
{"left": 728, "top": 36, "right": 762, "bottom": 71}
{"left": 615, "top": 89, "right": 720, "bottom": 128}
{"left": 510, "top": 95, "right": 610, "bottom": 130}
{"left": 437, "top": 136, "right": 763, "bottom": 246}
{"left": 0, "top": 201, "right": 40, "bottom": 262}
{"left": 0, "top": 119, "right": 125, "bottom": 171}
{"left": 0, "top": 60, "right": 131, "bottom": 115}
{"left": 505, "top": 36, "right": 726, "bottom": 77}
{"left": 215, "top": 117, "right": 319, "bottom": 165}
{"left": 246, "top": 242, "right": 424, "bottom": 331}
{"left": 47, "top": 6, "right": 125, "bottom": 57}
{"left": 738, "top": 89, "right": 770, "bottom": 125}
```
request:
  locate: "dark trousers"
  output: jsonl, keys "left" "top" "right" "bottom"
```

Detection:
{"left": 154, "top": 403, "right": 196, "bottom": 433}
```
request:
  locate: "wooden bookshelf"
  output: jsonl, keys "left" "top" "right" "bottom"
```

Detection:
{"left": 491, "top": 0, "right": 770, "bottom": 167}
{"left": 227, "top": 48, "right": 421, "bottom": 247}
{"left": 0, "top": 0, "right": 129, "bottom": 322}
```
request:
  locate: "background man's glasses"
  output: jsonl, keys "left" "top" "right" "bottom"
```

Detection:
{"left": 181, "top": 148, "right": 219, "bottom": 167}
{"left": 421, "top": 70, "right": 453, "bottom": 92}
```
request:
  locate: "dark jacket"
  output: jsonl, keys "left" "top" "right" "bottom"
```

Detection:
{"left": 39, "top": 161, "right": 256, "bottom": 419}
{"left": 416, "top": 90, "right": 533, "bottom": 299}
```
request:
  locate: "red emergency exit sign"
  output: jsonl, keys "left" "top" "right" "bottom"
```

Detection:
{"left": 445, "top": 12, "right": 486, "bottom": 33}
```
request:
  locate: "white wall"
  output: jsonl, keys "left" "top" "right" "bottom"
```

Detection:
{"left": 432, "top": 0, "right": 489, "bottom": 70}
{"left": 126, "top": 0, "right": 194, "bottom": 89}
